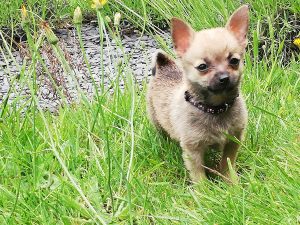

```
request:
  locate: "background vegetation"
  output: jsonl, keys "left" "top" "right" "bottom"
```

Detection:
{"left": 0, "top": 0, "right": 299, "bottom": 224}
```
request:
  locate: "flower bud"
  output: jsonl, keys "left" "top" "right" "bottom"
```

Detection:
{"left": 105, "top": 16, "right": 111, "bottom": 23}
{"left": 21, "top": 5, "right": 29, "bottom": 27}
{"left": 73, "top": 7, "right": 83, "bottom": 25}
{"left": 114, "top": 12, "right": 121, "bottom": 26}
{"left": 42, "top": 22, "right": 59, "bottom": 45}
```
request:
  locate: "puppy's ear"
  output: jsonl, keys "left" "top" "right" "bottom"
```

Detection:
{"left": 226, "top": 5, "right": 249, "bottom": 46}
{"left": 171, "top": 18, "right": 194, "bottom": 57}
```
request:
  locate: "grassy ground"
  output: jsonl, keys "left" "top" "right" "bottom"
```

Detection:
{"left": 0, "top": 0, "right": 300, "bottom": 224}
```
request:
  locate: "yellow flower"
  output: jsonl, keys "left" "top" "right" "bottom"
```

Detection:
{"left": 21, "top": 5, "right": 29, "bottom": 27}
{"left": 293, "top": 37, "right": 300, "bottom": 49}
{"left": 21, "top": 5, "right": 27, "bottom": 19}
{"left": 91, "top": 0, "right": 107, "bottom": 10}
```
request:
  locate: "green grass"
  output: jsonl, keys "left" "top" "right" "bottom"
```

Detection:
{"left": 0, "top": 0, "right": 300, "bottom": 224}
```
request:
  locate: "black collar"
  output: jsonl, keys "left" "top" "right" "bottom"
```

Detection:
{"left": 184, "top": 90, "right": 238, "bottom": 114}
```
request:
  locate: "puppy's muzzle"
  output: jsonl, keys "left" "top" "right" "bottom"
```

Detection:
{"left": 208, "top": 72, "right": 232, "bottom": 92}
{"left": 218, "top": 73, "right": 229, "bottom": 85}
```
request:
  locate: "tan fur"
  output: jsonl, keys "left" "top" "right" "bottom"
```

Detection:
{"left": 147, "top": 6, "right": 249, "bottom": 182}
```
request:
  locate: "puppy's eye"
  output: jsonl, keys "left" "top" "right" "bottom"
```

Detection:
{"left": 195, "top": 63, "right": 208, "bottom": 72}
{"left": 229, "top": 58, "right": 240, "bottom": 66}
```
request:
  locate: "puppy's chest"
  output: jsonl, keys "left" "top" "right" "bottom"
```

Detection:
{"left": 188, "top": 113, "right": 239, "bottom": 144}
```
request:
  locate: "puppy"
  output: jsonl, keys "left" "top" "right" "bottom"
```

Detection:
{"left": 147, "top": 5, "right": 249, "bottom": 182}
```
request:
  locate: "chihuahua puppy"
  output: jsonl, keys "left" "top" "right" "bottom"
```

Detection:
{"left": 147, "top": 5, "right": 249, "bottom": 182}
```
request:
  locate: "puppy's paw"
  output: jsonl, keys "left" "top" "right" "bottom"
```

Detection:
{"left": 190, "top": 172, "right": 207, "bottom": 184}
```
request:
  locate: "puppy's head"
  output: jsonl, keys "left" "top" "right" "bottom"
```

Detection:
{"left": 172, "top": 5, "right": 249, "bottom": 104}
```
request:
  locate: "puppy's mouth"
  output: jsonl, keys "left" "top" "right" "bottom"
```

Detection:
{"left": 206, "top": 83, "right": 240, "bottom": 106}
{"left": 207, "top": 83, "right": 237, "bottom": 94}
{"left": 187, "top": 80, "right": 240, "bottom": 106}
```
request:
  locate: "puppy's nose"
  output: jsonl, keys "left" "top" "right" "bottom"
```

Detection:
{"left": 219, "top": 73, "right": 229, "bottom": 85}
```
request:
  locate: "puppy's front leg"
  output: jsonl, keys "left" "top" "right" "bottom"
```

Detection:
{"left": 219, "top": 131, "right": 244, "bottom": 179}
{"left": 181, "top": 142, "right": 207, "bottom": 183}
